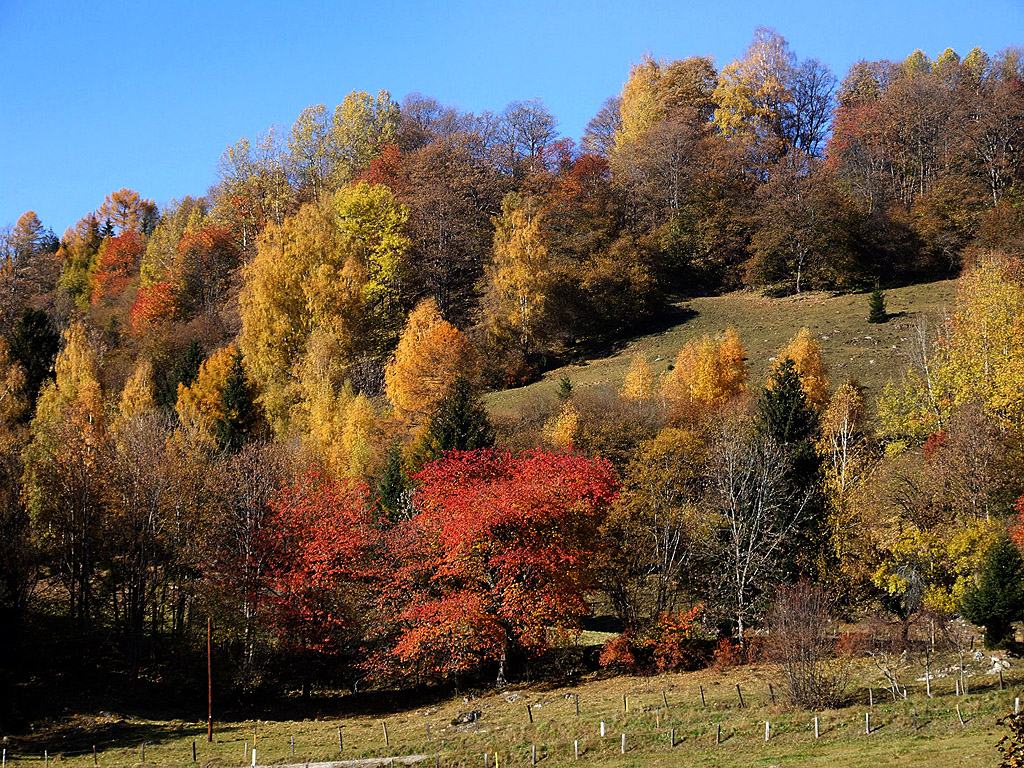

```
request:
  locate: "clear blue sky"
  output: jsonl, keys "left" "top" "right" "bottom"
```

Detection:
{"left": 1, "top": 0, "right": 1021, "bottom": 235}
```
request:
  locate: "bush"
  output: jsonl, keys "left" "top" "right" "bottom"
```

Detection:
{"left": 711, "top": 638, "right": 745, "bottom": 670}
{"left": 599, "top": 605, "right": 712, "bottom": 673}
{"left": 767, "top": 582, "right": 850, "bottom": 708}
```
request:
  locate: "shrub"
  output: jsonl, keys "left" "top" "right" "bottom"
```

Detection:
{"left": 767, "top": 581, "right": 850, "bottom": 708}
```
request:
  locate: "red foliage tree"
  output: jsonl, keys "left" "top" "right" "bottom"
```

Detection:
{"left": 129, "top": 280, "right": 178, "bottom": 331}
{"left": 91, "top": 231, "right": 143, "bottom": 304}
{"left": 377, "top": 449, "right": 618, "bottom": 685}
{"left": 260, "top": 470, "right": 378, "bottom": 664}
{"left": 1010, "top": 494, "right": 1024, "bottom": 550}
{"left": 175, "top": 224, "right": 240, "bottom": 314}
{"left": 357, "top": 143, "right": 403, "bottom": 190}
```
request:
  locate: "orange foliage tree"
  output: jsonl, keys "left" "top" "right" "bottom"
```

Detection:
{"left": 662, "top": 328, "right": 747, "bottom": 419}
{"left": 384, "top": 298, "right": 475, "bottom": 423}
{"left": 129, "top": 280, "right": 178, "bottom": 331}
{"left": 91, "top": 231, "right": 144, "bottom": 304}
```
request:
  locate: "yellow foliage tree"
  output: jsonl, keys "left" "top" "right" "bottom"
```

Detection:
{"left": 25, "top": 323, "right": 106, "bottom": 622}
{"left": 880, "top": 254, "right": 1024, "bottom": 446}
{"left": 773, "top": 327, "right": 829, "bottom": 409}
{"left": 384, "top": 299, "right": 475, "bottom": 424}
{"left": 485, "top": 192, "right": 552, "bottom": 352}
{"left": 544, "top": 400, "right": 581, "bottom": 450}
{"left": 621, "top": 354, "right": 655, "bottom": 402}
{"left": 662, "top": 328, "right": 747, "bottom": 417}
{"left": 175, "top": 345, "right": 237, "bottom": 444}
{"left": 0, "top": 338, "right": 27, "bottom": 427}
{"left": 118, "top": 360, "right": 157, "bottom": 422}
{"left": 615, "top": 55, "right": 664, "bottom": 152}
{"left": 340, "top": 393, "right": 379, "bottom": 480}
{"left": 239, "top": 200, "right": 366, "bottom": 431}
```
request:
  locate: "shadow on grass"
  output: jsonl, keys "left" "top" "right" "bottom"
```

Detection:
{"left": 7, "top": 720, "right": 202, "bottom": 759}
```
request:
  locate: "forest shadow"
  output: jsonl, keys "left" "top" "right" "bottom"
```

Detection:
{"left": 567, "top": 304, "right": 698, "bottom": 364}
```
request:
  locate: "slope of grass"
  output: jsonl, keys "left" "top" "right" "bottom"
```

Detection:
{"left": 4, "top": 653, "right": 1013, "bottom": 768}
{"left": 487, "top": 281, "right": 958, "bottom": 419}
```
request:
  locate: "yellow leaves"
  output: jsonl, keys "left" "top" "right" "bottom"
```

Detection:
{"left": 240, "top": 199, "right": 366, "bottom": 432}
{"left": 947, "top": 255, "right": 1024, "bottom": 428}
{"left": 544, "top": 401, "right": 580, "bottom": 450}
{"left": 773, "top": 327, "right": 828, "bottom": 409}
{"left": 621, "top": 354, "right": 654, "bottom": 402}
{"left": 0, "top": 337, "right": 26, "bottom": 427}
{"left": 615, "top": 55, "right": 664, "bottom": 152}
{"left": 175, "top": 345, "right": 237, "bottom": 442}
{"left": 486, "top": 192, "right": 552, "bottom": 351}
{"left": 384, "top": 298, "right": 475, "bottom": 424}
{"left": 871, "top": 518, "right": 997, "bottom": 615}
{"left": 882, "top": 253, "right": 1024, "bottom": 445}
{"left": 818, "top": 381, "right": 865, "bottom": 497}
{"left": 54, "top": 322, "right": 101, "bottom": 407}
{"left": 118, "top": 360, "right": 156, "bottom": 422}
{"left": 332, "top": 182, "right": 410, "bottom": 325}
{"left": 661, "top": 327, "right": 747, "bottom": 418}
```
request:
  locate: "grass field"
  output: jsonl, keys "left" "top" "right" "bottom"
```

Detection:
{"left": 4, "top": 651, "right": 1014, "bottom": 768}
{"left": 487, "top": 280, "right": 958, "bottom": 419}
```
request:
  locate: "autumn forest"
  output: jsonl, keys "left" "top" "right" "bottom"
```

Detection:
{"left": 2, "top": 28, "right": 1024, "bottom": 728}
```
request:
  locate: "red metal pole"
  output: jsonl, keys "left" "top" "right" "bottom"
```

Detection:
{"left": 207, "top": 617, "right": 213, "bottom": 743}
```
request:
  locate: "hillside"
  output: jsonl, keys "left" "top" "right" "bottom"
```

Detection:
{"left": 4, "top": 655, "right": 1009, "bottom": 768}
{"left": 487, "top": 280, "right": 958, "bottom": 418}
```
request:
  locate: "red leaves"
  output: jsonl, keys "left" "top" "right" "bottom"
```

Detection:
{"left": 260, "top": 469, "right": 377, "bottom": 654}
{"left": 357, "top": 143, "right": 403, "bottom": 190}
{"left": 129, "top": 281, "right": 177, "bottom": 331}
{"left": 91, "top": 231, "right": 144, "bottom": 304}
{"left": 375, "top": 449, "right": 618, "bottom": 682}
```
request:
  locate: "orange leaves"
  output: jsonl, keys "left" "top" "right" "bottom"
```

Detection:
{"left": 662, "top": 327, "right": 747, "bottom": 420}
{"left": 384, "top": 298, "right": 475, "bottom": 423}
{"left": 91, "top": 231, "right": 144, "bottom": 304}
{"left": 129, "top": 281, "right": 177, "bottom": 331}
{"left": 774, "top": 327, "right": 829, "bottom": 409}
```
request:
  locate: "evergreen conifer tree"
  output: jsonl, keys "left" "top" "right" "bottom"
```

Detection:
{"left": 418, "top": 376, "right": 495, "bottom": 464}
{"left": 557, "top": 374, "right": 574, "bottom": 401}
{"left": 377, "top": 441, "right": 408, "bottom": 520}
{"left": 215, "top": 350, "right": 258, "bottom": 453}
{"left": 6, "top": 308, "right": 59, "bottom": 412}
{"left": 754, "top": 358, "right": 823, "bottom": 576}
{"left": 960, "top": 537, "right": 1024, "bottom": 648}
{"left": 868, "top": 285, "right": 887, "bottom": 324}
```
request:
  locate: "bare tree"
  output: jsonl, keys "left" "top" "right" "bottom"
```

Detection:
{"left": 710, "top": 425, "right": 813, "bottom": 645}
{"left": 582, "top": 96, "right": 622, "bottom": 157}
{"left": 768, "top": 582, "right": 850, "bottom": 707}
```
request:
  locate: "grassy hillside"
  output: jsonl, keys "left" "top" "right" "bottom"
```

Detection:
{"left": 4, "top": 653, "right": 1012, "bottom": 768}
{"left": 487, "top": 280, "right": 958, "bottom": 419}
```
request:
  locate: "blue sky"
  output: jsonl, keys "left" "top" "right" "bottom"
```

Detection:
{"left": 1, "top": 0, "right": 1022, "bottom": 235}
